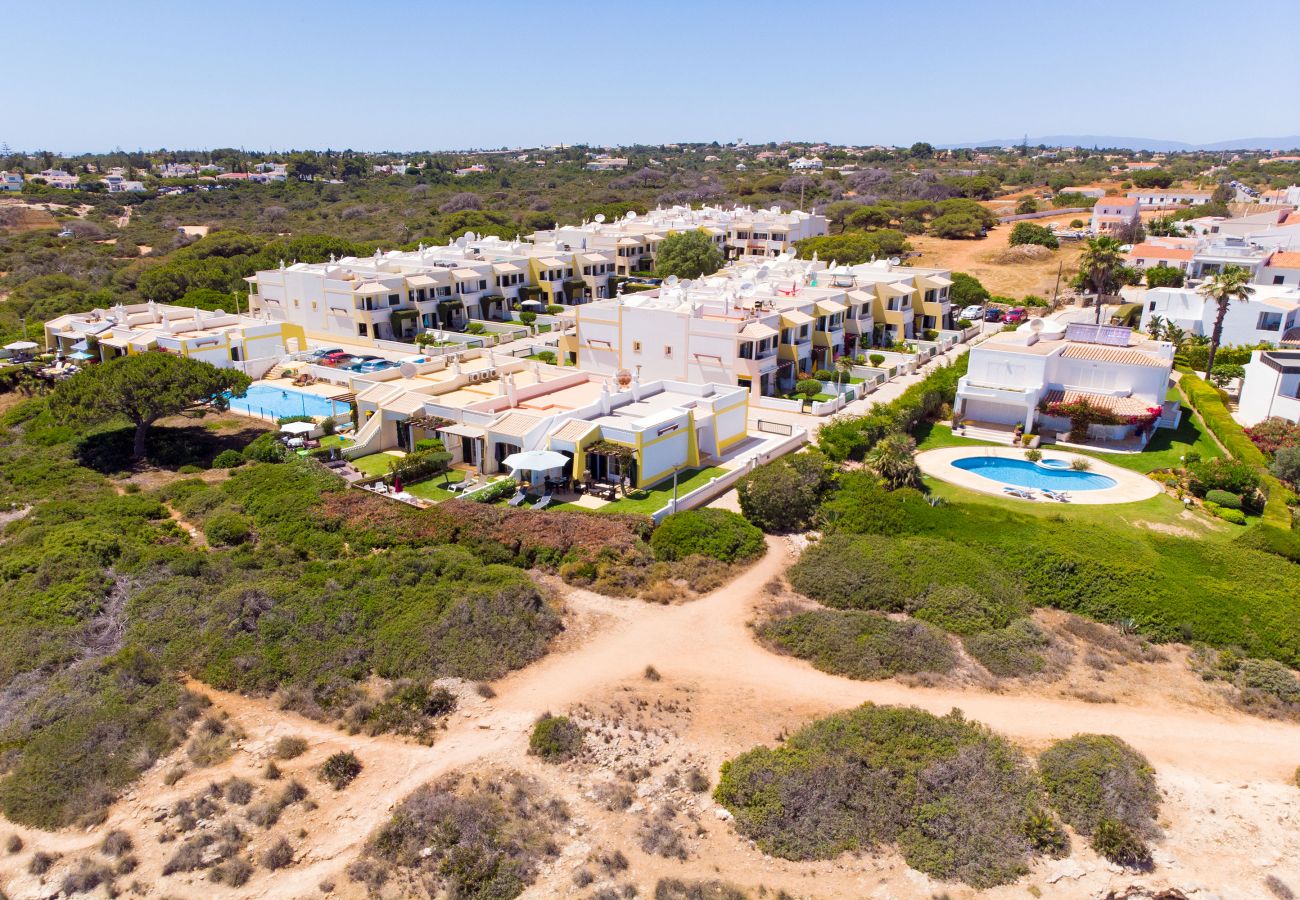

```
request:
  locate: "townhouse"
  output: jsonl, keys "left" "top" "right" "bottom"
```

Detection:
{"left": 1090, "top": 196, "right": 1142, "bottom": 235}
{"left": 42, "top": 302, "right": 306, "bottom": 376}
{"left": 0, "top": 171, "right": 23, "bottom": 192}
{"left": 558, "top": 254, "right": 952, "bottom": 395}
{"left": 955, "top": 319, "right": 1175, "bottom": 439}
{"left": 1125, "top": 239, "right": 1196, "bottom": 274}
{"left": 1138, "top": 283, "right": 1300, "bottom": 347}
{"left": 1260, "top": 251, "right": 1300, "bottom": 287}
{"left": 342, "top": 349, "right": 748, "bottom": 485}
{"left": 245, "top": 237, "right": 617, "bottom": 343}
{"left": 1125, "top": 189, "right": 1213, "bottom": 208}
{"left": 529, "top": 205, "right": 828, "bottom": 275}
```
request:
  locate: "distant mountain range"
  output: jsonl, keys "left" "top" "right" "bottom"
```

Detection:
{"left": 941, "top": 135, "right": 1300, "bottom": 152}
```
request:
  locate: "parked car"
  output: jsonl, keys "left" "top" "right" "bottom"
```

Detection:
{"left": 341, "top": 355, "right": 382, "bottom": 371}
{"left": 983, "top": 308, "right": 1004, "bottom": 322}
{"left": 305, "top": 347, "right": 343, "bottom": 361}
{"left": 356, "top": 359, "right": 398, "bottom": 373}
{"left": 1004, "top": 308, "right": 1027, "bottom": 324}
{"left": 959, "top": 305, "right": 983, "bottom": 322}
{"left": 318, "top": 351, "right": 353, "bottom": 366}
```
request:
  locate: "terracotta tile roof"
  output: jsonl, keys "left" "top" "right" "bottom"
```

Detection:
{"left": 1042, "top": 389, "right": 1159, "bottom": 416}
{"left": 1127, "top": 243, "right": 1193, "bottom": 261}
{"left": 1267, "top": 251, "right": 1300, "bottom": 269}
{"left": 489, "top": 412, "right": 542, "bottom": 439}
{"left": 551, "top": 418, "right": 597, "bottom": 443}
{"left": 1059, "top": 343, "right": 1169, "bottom": 368}
{"left": 1095, "top": 196, "right": 1139, "bottom": 208}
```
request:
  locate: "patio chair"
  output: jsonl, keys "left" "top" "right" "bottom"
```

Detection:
{"left": 532, "top": 492, "right": 554, "bottom": 511}
{"left": 1041, "top": 489, "right": 1071, "bottom": 503}
{"left": 507, "top": 489, "right": 529, "bottom": 507}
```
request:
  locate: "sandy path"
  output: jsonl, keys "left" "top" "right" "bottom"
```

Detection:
{"left": 4, "top": 536, "right": 1298, "bottom": 898}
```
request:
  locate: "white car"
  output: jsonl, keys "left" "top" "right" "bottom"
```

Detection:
{"left": 958, "top": 305, "right": 983, "bottom": 322}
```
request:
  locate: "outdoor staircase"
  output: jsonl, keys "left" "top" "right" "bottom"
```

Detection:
{"left": 262, "top": 362, "right": 291, "bottom": 381}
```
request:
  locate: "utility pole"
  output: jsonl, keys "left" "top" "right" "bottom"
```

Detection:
{"left": 1050, "top": 260, "right": 1063, "bottom": 308}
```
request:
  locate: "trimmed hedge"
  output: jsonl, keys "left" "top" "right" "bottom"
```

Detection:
{"left": 651, "top": 508, "right": 764, "bottom": 563}
{"left": 1179, "top": 371, "right": 1292, "bottom": 527}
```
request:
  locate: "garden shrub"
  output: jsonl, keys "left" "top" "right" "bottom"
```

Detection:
{"left": 759, "top": 609, "right": 955, "bottom": 680}
{"left": 274, "top": 736, "right": 309, "bottom": 760}
{"left": 714, "top": 704, "right": 1061, "bottom": 887}
{"left": 1236, "top": 525, "right": 1300, "bottom": 562}
{"left": 1090, "top": 819, "right": 1153, "bottom": 869}
{"left": 242, "top": 432, "right": 286, "bottom": 463}
{"left": 911, "top": 584, "right": 1027, "bottom": 636}
{"left": 529, "top": 714, "right": 583, "bottom": 762}
{"left": 1213, "top": 506, "right": 1247, "bottom": 525}
{"left": 1187, "top": 457, "right": 1261, "bottom": 500}
{"left": 319, "top": 751, "right": 362, "bottom": 790}
{"left": 1273, "top": 446, "right": 1300, "bottom": 487}
{"left": 1038, "top": 734, "right": 1159, "bottom": 859}
{"left": 963, "top": 619, "right": 1051, "bottom": 677}
{"left": 212, "top": 449, "right": 245, "bottom": 469}
{"left": 1204, "top": 489, "right": 1242, "bottom": 509}
{"left": 1245, "top": 417, "right": 1300, "bottom": 454}
{"left": 736, "top": 449, "right": 836, "bottom": 533}
{"left": 1234, "top": 658, "right": 1300, "bottom": 706}
{"left": 651, "top": 508, "right": 764, "bottom": 563}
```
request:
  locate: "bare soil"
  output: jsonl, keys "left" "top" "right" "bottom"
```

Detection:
{"left": 1, "top": 537, "right": 1297, "bottom": 899}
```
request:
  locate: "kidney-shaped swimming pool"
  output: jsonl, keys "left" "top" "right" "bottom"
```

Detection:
{"left": 951, "top": 455, "right": 1118, "bottom": 491}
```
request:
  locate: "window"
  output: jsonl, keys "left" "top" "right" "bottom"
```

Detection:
{"left": 1148, "top": 301, "right": 1157, "bottom": 311}
{"left": 479, "top": 279, "right": 487, "bottom": 291}
{"left": 1258, "top": 312, "right": 1283, "bottom": 331}
{"left": 388, "top": 295, "right": 400, "bottom": 306}
{"left": 358, "top": 323, "right": 368, "bottom": 337}
{"left": 633, "top": 340, "right": 642, "bottom": 353}
{"left": 1275, "top": 275, "right": 1286, "bottom": 285}
{"left": 664, "top": 345, "right": 672, "bottom": 358}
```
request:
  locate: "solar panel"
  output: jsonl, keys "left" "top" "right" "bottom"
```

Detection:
{"left": 1065, "top": 323, "right": 1132, "bottom": 347}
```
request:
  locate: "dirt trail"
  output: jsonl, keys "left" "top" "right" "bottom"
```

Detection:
{"left": 3, "top": 536, "right": 1298, "bottom": 898}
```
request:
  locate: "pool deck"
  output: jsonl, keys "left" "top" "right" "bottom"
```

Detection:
{"left": 916, "top": 446, "right": 1161, "bottom": 505}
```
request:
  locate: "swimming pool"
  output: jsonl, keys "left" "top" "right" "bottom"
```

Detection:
{"left": 229, "top": 384, "right": 351, "bottom": 421}
{"left": 952, "top": 456, "right": 1118, "bottom": 491}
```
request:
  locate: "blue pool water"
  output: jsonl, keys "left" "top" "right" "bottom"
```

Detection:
{"left": 952, "top": 456, "right": 1117, "bottom": 491}
{"left": 229, "top": 384, "right": 350, "bottom": 420}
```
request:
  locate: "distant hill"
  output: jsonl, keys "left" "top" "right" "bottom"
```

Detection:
{"left": 941, "top": 135, "right": 1300, "bottom": 152}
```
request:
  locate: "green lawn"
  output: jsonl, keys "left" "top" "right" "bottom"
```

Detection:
{"left": 405, "top": 469, "right": 467, "bottom": 502}
{"left": 913, "top": 421, "right": 997, "bottom": 452}
{"left": 351, "top": 452, "right": 401, "bottom": 477}
{"left": 319, "top": 434, "right": 354, "bottom": 451}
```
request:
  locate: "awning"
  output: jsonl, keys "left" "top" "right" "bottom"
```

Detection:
{"left": 355, "top": 282, "right": 390, "bottom": 293}
{"left": 440, "top": 422, "right": 485, "bottom": 439}
{"left": 492, "top": 262, "right": 523, "bottom": 274}
{"left": 875, "top": 282, "right": 913, "bottom": 299}
{"left": 452, "top": 268, "right": 483, "bottom": 279}
{"left": 740, "top": 322, "right": 779, "bottom": 340}
{"left": 99, "top": 335, "right": 130, "bottom": 348}
{"left": 847, "top": 289, "right": 877, "bottom": 306}
{"left": 815, "top": 300, "right": 847, "bottom": 316}
{"left": 406, "top": 274, "right": 441, "bottom": 287}
{"left": 780, "top": 310, "right": 813, "bottom": 327}
{"left": 581, "top": 253, "right": 608, "bottom": 264}
{"left": 537, "top": 257, "right": 568, "bottom": 268}
{"left": 916, "top": 274, "right": 953, "bottom": 290}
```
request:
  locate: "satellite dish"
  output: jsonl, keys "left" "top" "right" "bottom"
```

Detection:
{"left": 626, "top": 210, "right": 638, "bottom": 221}
{"left": 399, "top": 362, "right": 418, "bottom": 378}
{"left": 664, "top": 275, "right": 679, "bottom": 288}
{"left": 888, "top": 257, "right": 901, "bottom": 266}
{"left": 454, "top": 235, "right": 467, "bottom": 248}
{"left": 465, "top": 231, "right": 478, "bottom": 242}
{"left": 738, "top": 281, "right": 756, "bottom": 298}
{"left": 679, "top": 279, "right": 693, "bottom": 292}
{"left": 755, "top": 266, "right": 770, "bottom": 282}
{"left": 593, "top": 213, "right": 606, "bottom": 223}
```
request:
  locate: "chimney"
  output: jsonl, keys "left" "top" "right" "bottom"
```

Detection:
{"left": 505, "top": 373, "right": 518, "bottom": 407}
{"left": 599, "top": 381, "right": 611, "bottom": 416}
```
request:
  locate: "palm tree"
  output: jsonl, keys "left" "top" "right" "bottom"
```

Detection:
{"left": 1145, "top": 314, "right": 1165, "bottom": 341}
{"left": 865, "top": 432, "right": 922, "bottom": 489}
{"left": 1078, "top": 236, "right": 1126, "bottom": 323}
{"left": 1197, "top": 265, "right": 1255, "bottom": 375}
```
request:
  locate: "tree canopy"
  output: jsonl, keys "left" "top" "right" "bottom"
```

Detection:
{"left": 50, "top": 353, "right": 251, "bottom": 458}
{"left": 653, "top": 229, "right": 724, "bottom": 279}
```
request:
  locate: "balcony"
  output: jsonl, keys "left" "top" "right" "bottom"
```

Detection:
{"left": 735, "top": 355, "right": 779, "bottom": 379}
{"left": 813, "top": 326, "right": 844, "bottom": 348}
{"left": 881, "top": 306, "right": 912, "bottom": 327}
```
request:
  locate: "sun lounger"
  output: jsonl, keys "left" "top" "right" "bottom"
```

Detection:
{"left": 532, "top": 493, "right": 554, "bottom": 510}
{"left": 1040, "top": 489, "right": 1071, "bottom": 502}
{"left": 1002, "top": 486, "right": 1035, "bottom": 500}
{"left": 508, "top": 490, "right": 528, "bottom": 507}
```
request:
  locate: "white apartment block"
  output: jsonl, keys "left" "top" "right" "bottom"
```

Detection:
{"left": 0, "top": 171, "right": 23, "bottom": 192}
{"left": 1138, "top": 284, "right": 1300, "bottom": 347}
{"left": 246, "top": 236, "right": 617, "bottom": 343}
{"left": 956, "top": 320, "right": 1174, "bottom": 438}
{"left": 531, "top": 205, "right": 828, "bottom": 275}
{"left": 1090, "top": 196, "right": 1141, "bottom": 235}
{"left": 1238, "top": 349, "right": 1300, "bottom": 426}
{"left": 42, "top": 302, "right": 307, "bottom": 377}
{"left": 559, "top": 255, "right": 951, "bottom": 396}
{"left": 1257, "top": 185, "right": 1300, "bottom": 207}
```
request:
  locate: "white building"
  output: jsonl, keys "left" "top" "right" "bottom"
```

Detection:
{"left": 1260, "top": 251, "right": 1300, "bottom": 287}
{"left": 0, "top": 171, "right": 23, "bottom": 192}
{"left": 32, "top": 169, "right": 79, "bottom": 190}
{"left": 1125, "top": 189, "right": 1214, "bottom": 208}
{"left": 42, "top": 302, "right": 307, "bottom": 377}
{"left": 1138, "top": 284, "right": 1300, "bottom": 347}
{"left": 1257, "top": 185, "right": 1300, "bottom": 207}
{"left": 1125, "top": 239, "right": 1195, "bottom": 274}
{"left": 789, "top": 156, "right": 823, "bottom": 171}
{"left": 586, "top": 156, "right": 629, "bottom": 171}
{"left": 1090, "top": 196, "right": 1141, "bottom": 235}
{"left": 955, "top": 320, "right": 1174, "bottom": 439}
{"left": 247, "top": 236, "right": 616, "bottom": 343}
{"left": 1238, "top": 349, "right": 1300, "bottom": 426}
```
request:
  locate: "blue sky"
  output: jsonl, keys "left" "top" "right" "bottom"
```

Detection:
{"left": 5, "top": 0, "right": 1298, "bottom": 153}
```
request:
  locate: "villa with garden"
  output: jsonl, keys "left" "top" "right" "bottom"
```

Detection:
{"left": 954, "top": 319, "right": 1177, "bottom": 447}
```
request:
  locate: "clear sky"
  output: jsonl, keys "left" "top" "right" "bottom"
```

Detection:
{"left": 6, "top": 0, "right": 1299, "bottom": 153}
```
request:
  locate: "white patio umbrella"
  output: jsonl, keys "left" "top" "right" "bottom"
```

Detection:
{"left": 520, "top": 299, "right": 544, "bottom": 308}
{"left": 501, "top": 449, "right": 569, "bottom": 472}
{"left": 280, "top": 420, "right": 316, "bottom": 435}
{"left": 69, "top": 350, "right": 94, "bottom": 360}
{"left": 4, "top": 341, "right": 38, "bottom": 352}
